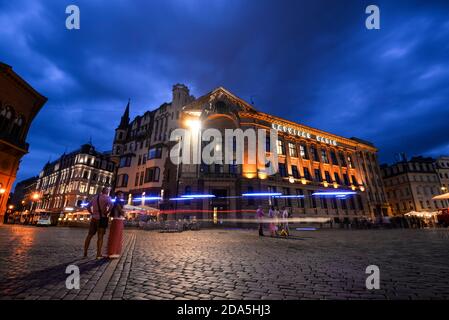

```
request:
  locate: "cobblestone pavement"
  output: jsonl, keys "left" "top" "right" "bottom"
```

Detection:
{"left": 1, "top": 224, "right": 449, "bottom": 300}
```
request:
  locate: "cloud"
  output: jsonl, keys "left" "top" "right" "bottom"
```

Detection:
{"left": 0, "top": 0, "right": 448, "bottom": 184}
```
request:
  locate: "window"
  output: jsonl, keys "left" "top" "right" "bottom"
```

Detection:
{"left": 339, "top": 152, "right": 347, "bottom": 167}
{"left": 311, "top": 145, "right": 319, "bottom": 162}
{"left": 310, "top": 191, "right": 317, "bottom": 208}
{"left": 283, "top": 187, "right": 292, "bottom": 206}
{"left": 320, "top": 197, "right": 328, "bottom": 209}
{"left": 279, "top": 163, "right": 287, "bottom": 177}
{"left": 135, "top": 173, "right": 139, "bottom": 186}
{"left": 300, "top": 144, "right": 308, "bottom": 159}
{"left": 265, "top": 135, "right": 271, "bottom": 151}
{"left": 303, "top": 167, "right": 312, "bottom": 180}
{"left": 144, "top": 167, "right": 160, "bottom": 183}
{"left": 343, "top": 173, "right": 350, "bottom": 186}
{"left": 340, "top": 198, "right": 347, "bottom": 210}
{"left": 148, "top": 146, "right": 162, "bottom": 159}
{"left": 330, "top": 150, "right": 338, "bottom": 165}
{"left": 331, "top": 198, "right": 337, "bottom": 209}
{"left": 119, "top": 174, "right": 128, "bottom": 187}
{"left": 325, "top": 171, "right": 332, "bottom": 183}
{"left": 119, "top": 156, "right": 131, "bottom": 168}
{"left": 351, "top": 175, "right": 358, "bottom": 185}
{"left": 291, "top": 165, "right": 299, "bottom": 179}
{"left": 334, "top": 172, "right": 341, "bottom": 184}
{"left": 140, "top": 171, "right": 144, "bottom": 185}
{"left": 296, "top": 189, "right": 305, "bottom": 208}
{"left": 288, "top": 143, "right": 298, "bottom": 157}
{"left": 321, "top": 149, "right": 329, "bottom": 163}
{"left": 347, "top": 155, "right": 354, "bottom": 168}
{"left": 314, "top": 169, "right": 322, "bottom": 182}
{"left": 277, "top": 140, "right": 285, "bottom": 155}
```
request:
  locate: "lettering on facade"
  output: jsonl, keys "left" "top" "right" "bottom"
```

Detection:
{"left": 271, "top": 123, "right": 338, "bottom": 146}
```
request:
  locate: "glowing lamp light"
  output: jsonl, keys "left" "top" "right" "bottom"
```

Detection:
{"left": 351, "top": 185, "right": 357, "bottom": 191}
{"left": 32, "top": 193, "right": 40, "bottom": 200}
{"left": 244, "top": 173, "right": 257, "bottom": 179}
{"left": 8, "top": 205, "right": 14, "bottom": 210}
{"left": 258, "top": 172, "right": 268, "bottom": 180}
{"left": 360, "top": 186, "right": 365, "bottom": 192}
{"left": 333, "top": 183, "right": 338, "bottom": 189}
{"left": 185, "top": 119, "right": 201, "bottom": 131}
{"left": 64, "top": 207, "right": 75, "bottom": 212}
{"left": 301, "top": 178, "right": 307, "bottom": 185}
{"left": 288, "top": 176, "right": 295, "bottom": 184}
{"left": 0, "top": 188, "right": 5, "bottom": 194}
{"left": 323, "top": 181, "right": 329, "bottom": 188}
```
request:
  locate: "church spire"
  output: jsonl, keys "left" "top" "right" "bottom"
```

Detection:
{"left": 119, "top": 99, "right": 130, "bottom": 129}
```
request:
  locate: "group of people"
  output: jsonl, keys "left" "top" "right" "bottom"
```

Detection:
{"left": 256, "top": 205, "right": 290, "bottom": 237}
{"left": 83, "top": 187, "right": 126, "bottom": 259}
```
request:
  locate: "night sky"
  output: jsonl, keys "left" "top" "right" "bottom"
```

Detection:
{"left": 1, "top": 0, "right": 449, "bottom": 184}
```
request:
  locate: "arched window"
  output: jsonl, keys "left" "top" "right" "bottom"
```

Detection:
{"left": 0, "top": 105, "right": 14, "bottom": 133}
{"left": 10, "top": 114, "right": 24, "bottom": 139}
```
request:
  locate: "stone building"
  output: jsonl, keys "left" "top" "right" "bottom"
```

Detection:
{"left": 112, "top": 84, "right": 388, "bottom": 222}
{"left": 0, "top": 62, "right": 47, "bottom": 223}
{"left": 381, "top": 156, "right": 448, "bottom": 215}
{"left": 34, "top": 144, "right": 115, "bottom": 215}
{"left": 10, "top": 175, "right": 38, "bottom": 211}
{"left": 435, "top": 156, "right": 449, "bottom": 195}
{"left": 112, "top": 84, "right": 194, "bottom": 205}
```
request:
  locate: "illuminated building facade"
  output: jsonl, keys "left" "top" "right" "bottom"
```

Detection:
{"left": 381, "top": 156, "right": 449, "bottom": 215}
{"left": 0, "top": 62, "right": 47, "bottom": 223}
{"left": 112, "top": 85, "right": 388, "bottom": 222}
{"left": 34, "top": 144, "right": 115, "bottom": 214}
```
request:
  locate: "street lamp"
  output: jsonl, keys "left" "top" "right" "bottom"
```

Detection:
{"left": 442, "top": 186, "right": 447, "bottom": 193}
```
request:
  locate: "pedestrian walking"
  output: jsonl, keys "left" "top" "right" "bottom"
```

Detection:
{"left": 84, "top": 187, "right": 112, "bottom": 259}
{"left": 256, "top": 205, "right": 265, "bottom": 236}
{"left": 107, "top": 191, "right": 125, "bottom": 259}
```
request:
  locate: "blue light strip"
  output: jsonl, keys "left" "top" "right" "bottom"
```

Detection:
{"left": 169, "top": 197, "right": 191, "bottom": 201}
{"left": 242, "top": 192, "right": 283, "bottom": 197}
{"left": 180, "top": 194, "right": 216, "bottom": 199}
{"left": 312, "top": 191, "right": 357, "bottom": 196}
{"left": 274, "top": 195, "right": 305, "bottom": 198}
{"left": 133, "top": 196, "right": 162, "bottom": 201}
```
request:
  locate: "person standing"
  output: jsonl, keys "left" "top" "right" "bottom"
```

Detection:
{"left": 84, "top": 187, "right": 112, "bottom": 259}
{"left": 107, "top": 191, "right": 126, "bottom": 259}
{"left": 281, "top": 207, "right": 290, "bottom": 237}
{"left": 256, "top": 206, "right": 265, "bottom": 236}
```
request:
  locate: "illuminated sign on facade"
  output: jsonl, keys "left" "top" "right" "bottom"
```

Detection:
{"left": 271, "top": 123, "right": 338, "bottom": 146}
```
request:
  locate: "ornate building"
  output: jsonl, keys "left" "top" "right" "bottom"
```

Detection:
{"left": 381, "top": 156, "right": 448, "bottom": 215}
{"left": 0, "top": 62, "right": 47, "bottom": 223}
{"left": 112, "top": 84, "right": 194, "bottom": 204}
{"left": 113, "top": 85, "right": 388, "bottom": 222}
{"left": 34, "top": 144, "right": 115, "bottom": 215}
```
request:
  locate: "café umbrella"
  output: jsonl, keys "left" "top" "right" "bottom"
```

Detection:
{"left": 432, "top": 193, "right": 449, "bottom": 200}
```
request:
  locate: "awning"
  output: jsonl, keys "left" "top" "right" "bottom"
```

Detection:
{"left": 405, "top": 211, "right": 439, "bottom": 217}
{"left": 432, "top": 193, "right": 449, "bottom": 200}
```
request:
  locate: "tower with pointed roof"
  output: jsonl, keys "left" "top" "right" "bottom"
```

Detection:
{"left": 112, "top": 100, "right": 130, "bottom": 163}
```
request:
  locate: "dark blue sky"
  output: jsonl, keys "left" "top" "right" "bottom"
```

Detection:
{"left": 1, "top": 0, "right": 449, "bottom": 184}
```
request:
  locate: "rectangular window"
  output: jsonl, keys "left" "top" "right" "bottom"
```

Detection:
{"left": 279, "top": 163, "right": 287, "bottom": 177}
{"left": 144, "top": 167, "right": 160, "bottom": 183}
{"left": 135, "top": 173, "right": 139, "bottom": 187}
{"left": 321, "top": 149, "right": 329, "bottom": 163}
{"left": 277, "top": 140, "right": 285, "bottom": 155}
{"left": 283, "top": 187, "right": 291, "bottom": 206}
{"left": 311, "top": 146, "right": 319, "bottom": 162}
{"left": 343, "top": 174, "right": 350, "bottom": 186}
{"left": 310, "top": 191, "right": 317, "bottom": 208}
{"left": 300, "top": 144, "right": 308, "bottom": 159}
{"left": 351, "top": 175, "right": 358, "bottom": 185}
{"left": 320, "top": 197, "right": 328, "bottom": 209}
{"left": 303, "top": 167, "right": 312, "bottom": 180}
{"left": 325, "top": 171, "right": 332, "bottom": 183}
{"left": 148, "top": 146, "right": 162, "bottom": 159}
{"left": 334, "top": 172, "right": 341, "bottom": 184}
{"left": 291, "top": 165, "right": 299, "bottom": 179}
{"left": 341, "top": 198, "right": 347, "bottom": 210}
{"left": 314, "top": 169, "right": 322, "bottom": 182}
{"left": 331, "top": 198, "right": 337, "bottom": 209}
{"left": 330, "top": 150, "right": 338, "bottom": 164}
{"left": 288, "top": 143, "right": 298, "bottom": 157}
{"left": 296, "top": 189, "right": 305, "bottom": 208}
{"left": 339, "top": 152, "right": 347, "bottom": 167}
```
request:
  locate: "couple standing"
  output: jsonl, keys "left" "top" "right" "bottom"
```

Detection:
{"left": 83, "top": 187, "right": 125, "bottom": 259}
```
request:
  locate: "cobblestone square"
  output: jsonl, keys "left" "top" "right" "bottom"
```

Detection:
{"left": 1, "top": 225, "right": 449, "bottom": 300}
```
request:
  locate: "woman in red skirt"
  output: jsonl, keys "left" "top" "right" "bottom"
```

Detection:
{"left": 107, "top": 191, "right": 125, "bottom": 259}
